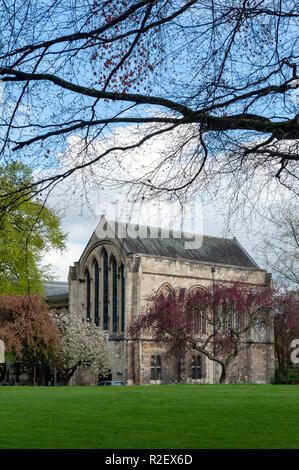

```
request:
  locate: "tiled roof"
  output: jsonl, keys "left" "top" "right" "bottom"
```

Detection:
{"left": 83, "top": 221, "right": 260, "bottom": 269}
{"left": 118, "top": 232, "right": 259, "bottom": 268}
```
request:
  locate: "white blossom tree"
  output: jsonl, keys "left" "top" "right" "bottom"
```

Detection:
{"left": 54, "top": 312, "right": 111, "bottom": 385}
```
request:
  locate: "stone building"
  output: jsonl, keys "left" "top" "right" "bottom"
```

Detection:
{"left": 67, "top": 220, "right": 275, "bottom": 385}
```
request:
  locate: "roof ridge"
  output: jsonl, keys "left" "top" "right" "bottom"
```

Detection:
{"left": 75, "top": 217, "right": 260, "bottom": 270}
{"left": 110, "top": 220, "right": 234, "bottom": 242}
{"left": 46, "top": 280, "right": 68, "bottom": 285}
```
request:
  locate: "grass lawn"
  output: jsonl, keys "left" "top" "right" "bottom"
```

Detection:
{"left": 0, "top": 384, "right": 298, "bottom": 449}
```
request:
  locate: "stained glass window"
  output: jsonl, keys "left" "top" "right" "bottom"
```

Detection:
{"left": 193, "top": 312, "right": 201, "bottom": 334}
{"left": 120, "top": 264, "right": 125, "bottom": 332}
{"left": 94, "top": 260, "right": 99, "bottom": 326}
{"left": 227, "top": 309, "right": 233, "bottom": 332}
{"left": 103, "top": 249, "right": 108, "bottom": 330}
{"left": 112, "top": 257, "right": 117, "bottom": 333}
{"left": 86, "top": 269, "right": 90, "bottom": 320}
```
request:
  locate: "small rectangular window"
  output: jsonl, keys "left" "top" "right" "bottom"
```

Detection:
{"left": 151, "top": 355, "right": 162, "bottom": 381}
{"left": 156, "top": 355, "right": 161, "bottom": 367}
{"left": 191, "top": 355, "right": 202, "bottom": 380}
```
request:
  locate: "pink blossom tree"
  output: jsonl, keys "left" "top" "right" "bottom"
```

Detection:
{"left": 0, "top": 294, "right": 61, "bottom": 384}
{"left": 130, "top": 282, "right": 274, "bottom": 383}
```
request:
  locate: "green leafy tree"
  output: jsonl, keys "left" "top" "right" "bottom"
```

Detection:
{"left": 0, "top": 162, "right": 66, "bottom": 294}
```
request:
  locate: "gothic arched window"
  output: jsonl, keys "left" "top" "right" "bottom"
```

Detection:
{"left": 85, "top": 268, "right": 91, "bottom": 320}
{"left": 112, "top": 256, "right": 118, "bottom": 333}
{"left": 189, "top": 286, "right": 207, "bottom": 334}
{"left": 120, "top": 264, "right": 125, "bottom": 332}
{"left": 102, "top": 249, "right": 108, "bottom": 330}
{"left": 94, "top": 259, "right": 99, "bottom": 326}
{"left": 157, "top": 283, "right": 173, "bottom": 297}
{"left": 227, "top": 308, "right": 233, "bottom": 332}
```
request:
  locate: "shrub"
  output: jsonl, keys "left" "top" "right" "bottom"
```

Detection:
{"left": 273, "top": 368, "right": 299, "bottom": 385}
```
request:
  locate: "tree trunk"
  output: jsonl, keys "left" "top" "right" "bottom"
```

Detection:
{"left": 177, "top": 351, "right": 182, "bottom": 383}
{"left": 219, "top": 364, "right": 227, "bottom": 384}
{"left": 60, "top": 364, "right": 78, "bottom": 385}
{"left": 0, "top": 363, "right": 6, "bottom": 382}
{"left": 15, "top": 363, "right": 20, "bottom": 384}
{"left": 33, "top": 363, "right": 37, "bottom": 386}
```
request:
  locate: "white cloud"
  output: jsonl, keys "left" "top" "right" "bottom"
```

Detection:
{"left": 43, "top": 243, "right": 85, "bottom": 281}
